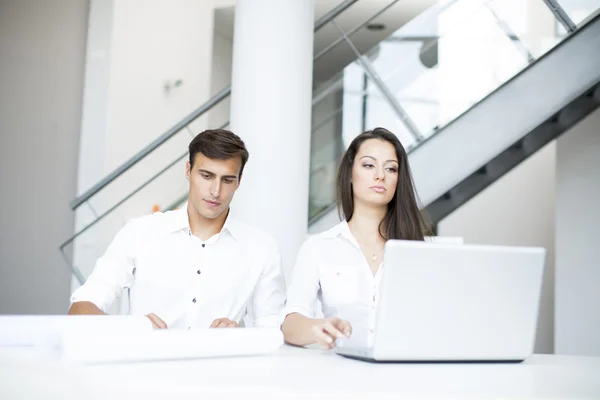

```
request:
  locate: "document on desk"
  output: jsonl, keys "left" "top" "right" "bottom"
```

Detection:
{"left": 54, "top": 328, "right": 284, "bottom": 364}
{"left": 0, "top": 315, "right": 152, "bottom": 347}
{"left": 0, "top": 316, "right": 283, "bottom": 364}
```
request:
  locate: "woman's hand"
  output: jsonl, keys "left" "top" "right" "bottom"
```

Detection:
{"left": 312, "top": 318, "right": 352, "bottom": 349}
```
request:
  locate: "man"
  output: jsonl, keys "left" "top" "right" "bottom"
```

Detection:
{"left": 69, "top": 129, "right": 286, "bottom": 329}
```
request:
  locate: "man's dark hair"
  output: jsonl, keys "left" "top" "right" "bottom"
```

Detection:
{"left": 188, "top": 129, "right": 249, "bottom": 178}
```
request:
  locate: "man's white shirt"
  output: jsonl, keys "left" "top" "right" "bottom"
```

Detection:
{"left": 71, "top": 206, "right": 286, "bottom": 329}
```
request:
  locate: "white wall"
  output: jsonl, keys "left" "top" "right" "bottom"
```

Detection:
{"left": 438, "top": 143, "right": 557, "bottom": 354}
{"left": 0, "top": 0, "right": 88, "bottom": 314}
{"left": 555, "top": 107, "right": 600, "bottom": 356}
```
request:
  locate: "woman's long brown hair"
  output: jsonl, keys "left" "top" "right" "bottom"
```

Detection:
{"left": 336, "top": 127, "right": 431, "bottom": 240}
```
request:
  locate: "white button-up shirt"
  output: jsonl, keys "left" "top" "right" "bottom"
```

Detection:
{"left": 71, "top": 207, "right": 286, "bottom": 329}
{"left": 284, "top": 221, "right": 382, "bottom": 343}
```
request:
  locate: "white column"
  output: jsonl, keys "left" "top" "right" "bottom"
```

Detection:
{"left": 229, "top": 0, "right": 315, "bottom": 280}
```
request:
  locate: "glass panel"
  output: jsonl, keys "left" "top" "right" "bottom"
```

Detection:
{"left": 486, "top": 0, "right": 562, "bottom": 59}
{"left": 363, "top": 77, "right": 418, "bottom": 150}
{"left": 313, "top": 0, "right": 366, "bottom": 56}
{"left": 436, "top": 0, "right": 529, "bottom": 129}
{"left": 314, "top": 29, "right": 356, "bottom": 87}
{"left": 556, "top": 0, "right": 600, "bottom": 25}
{"left": 340, "top": 61, "right": 367, "bottom": 147}
{"left": 310, "top": 77, "right": 345, "bottom": 221}
{"left": 314, "top": 0, "right": 401, "bottom": 86}
{"left": 344, "top": 0, "right": 538, "bottom": 141}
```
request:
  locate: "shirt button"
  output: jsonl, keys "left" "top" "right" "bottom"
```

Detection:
{"left": 202, "top": 244, "right": 206, "bottom": 248}
{"left": 197, "top": 270, "right": 201, "bottom": 275}
{"left": 192, "top": 298, "right": 197, "bottom": 303}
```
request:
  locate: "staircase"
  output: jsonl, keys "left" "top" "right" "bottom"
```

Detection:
{"left": 415, "top": 11, "right": 600, "bottom": 223}
{"left": 62, "top": 0, "right": 600, "bottom": 284}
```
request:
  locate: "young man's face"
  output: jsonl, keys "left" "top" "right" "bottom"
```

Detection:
{"left": 186, "top": 153, "right": 241, "bottom": 220}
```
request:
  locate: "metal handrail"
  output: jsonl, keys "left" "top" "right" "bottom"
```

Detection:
{"left": 69, "top": 85, "right": 231, "bottom": 210}
{"left": 69, "top": 0, "right": 360, "bottom": 211}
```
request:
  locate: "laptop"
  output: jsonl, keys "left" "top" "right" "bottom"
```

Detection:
{"left": 335, "top": 240, "right": 546, "bottom": 363}
{"left": 424, "top": 236, "right": 464, "bottom": 245}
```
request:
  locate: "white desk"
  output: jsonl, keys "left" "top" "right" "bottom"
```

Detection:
{"left": 1, "top": 345, "right": 600, "bottom": 399}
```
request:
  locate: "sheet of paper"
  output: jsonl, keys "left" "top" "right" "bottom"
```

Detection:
{"left": 0, "top": 315, "right": 152, "bottom": 347}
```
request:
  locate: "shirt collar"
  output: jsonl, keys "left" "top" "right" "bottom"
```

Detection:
{"left": 321, "top": 220, "right": 359, "bottom": 247}
{"left": 166, "top": 206, "right": 190, "bottom": 234}
{"left": 166, "top": 203, "right": 240, "bottom": 241}
{"left": 220, "top": 213, "right": 241, "bottom": 240}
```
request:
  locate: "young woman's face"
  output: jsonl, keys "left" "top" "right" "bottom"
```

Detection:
{"left": 351, "top": 139, "right": 399, "bottom": 208}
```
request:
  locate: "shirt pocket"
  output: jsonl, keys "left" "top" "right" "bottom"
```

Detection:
{"left": 319, "top": 266, "right": 359, "bottom": 306}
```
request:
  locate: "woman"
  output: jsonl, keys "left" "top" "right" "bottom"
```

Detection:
{"left": 282, "top": 127, "right": 430, "bottom": 349}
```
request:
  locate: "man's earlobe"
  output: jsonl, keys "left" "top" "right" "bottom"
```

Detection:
{"left": 185, "top": 162, "right": 191, "bottom": 180}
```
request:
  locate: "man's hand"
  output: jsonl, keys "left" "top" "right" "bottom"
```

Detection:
{"left": 68, "top": 301, "right": 105, "bottom": 315}
{"left": 312, "top": 317, "right": 352, "bottom": 349}
{"left": 210, "top": 318, "right": 239, "bottom": 328}
{"left": 146, "top": 313, "right": 167, "bottom": 329}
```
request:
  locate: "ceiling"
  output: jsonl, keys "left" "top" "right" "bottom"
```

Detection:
{"left": 214, "top": 0, "right": 438, "bottom": 83}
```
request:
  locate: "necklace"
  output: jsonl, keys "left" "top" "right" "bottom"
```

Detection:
{"left": 349, "top": 225, "right": 385, "bottom": 263}
{"left": 357, "top": 242, "right": 385, "bottom": 262}
{"left": 369, "top": 247, "right": 385, "bottom": 262}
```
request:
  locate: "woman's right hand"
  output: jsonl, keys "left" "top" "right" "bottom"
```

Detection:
{"left": 312, "top": 317, "right": 352, "bottom": 349}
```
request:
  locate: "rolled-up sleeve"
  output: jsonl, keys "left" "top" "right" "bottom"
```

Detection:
{"left": 248, "top": 242, "right": 287, "bottom": 328}
{"left": 70, "top": 220, "right": 137, "bottom": 312}
{"left": 283, "top": 237, "right": 320, "bottom": 319}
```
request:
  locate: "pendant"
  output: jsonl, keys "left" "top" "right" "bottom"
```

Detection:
{"left": 372, "top": 253, "right": 377, "bottom": 262}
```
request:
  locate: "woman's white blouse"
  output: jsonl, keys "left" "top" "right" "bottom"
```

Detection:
{"left": 284, "top": 221, "right": 383, "bottom": 341}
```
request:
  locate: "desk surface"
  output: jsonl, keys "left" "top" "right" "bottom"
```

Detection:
{"left": 2, "top": 345, "right": 600, "bottom": 399}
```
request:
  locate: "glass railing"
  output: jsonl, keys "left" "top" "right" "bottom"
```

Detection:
{"left": 308, "top": 0, "right": 600, "bottom": 221}
{"left": 555, "top": 0, "right": 600, "bottom": 26}
{"left": 62, "top": 0, "right": 599, "bottom": 285}
{"left": 324, "top": 0, "right": 565, "bottom": 149}
{"left": 309, "top": 73, "right": 345, "bottom": 222}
